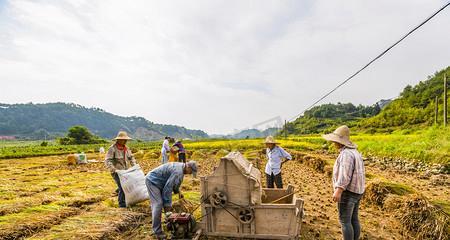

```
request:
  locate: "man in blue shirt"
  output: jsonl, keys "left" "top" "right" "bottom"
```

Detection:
{"left": 264, "top": 136, "right": 292, "bottom": 188}
{"left": 145, "top": 161, "right": 198, "bottom": 239}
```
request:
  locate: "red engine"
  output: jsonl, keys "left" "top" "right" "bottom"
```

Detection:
{"left": 165, "top": 212, "right": 196, "bottom": 239}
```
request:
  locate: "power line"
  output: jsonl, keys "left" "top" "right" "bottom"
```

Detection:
{"left": 288, "top": 1, "right": 450, "bottom": 122}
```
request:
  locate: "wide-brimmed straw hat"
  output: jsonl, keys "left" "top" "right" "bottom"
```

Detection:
{"left": 322, "top": 125, "right": 356, "bottom": 148}
{"left": 113, "top": 131, "right": 132, "bottom": 141}
{"left": 263, "top": 136, "right": 279, "bottom": 144}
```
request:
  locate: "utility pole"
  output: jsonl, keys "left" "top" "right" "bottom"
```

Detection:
{"left": 284, "top": 120, "right": 288, "bottom": 139}
{"left": 444, "top": 73, "right": 448, "bottom": 127}
{"left": 435, "top": 96, "right": 439, "bottom": 125}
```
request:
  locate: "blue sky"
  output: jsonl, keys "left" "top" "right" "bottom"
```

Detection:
{"left": 0, "top": 0, "right": 449, "bottom": 134}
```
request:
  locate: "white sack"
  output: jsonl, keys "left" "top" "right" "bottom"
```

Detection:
{"left": 117, "top": 165, "right": 149, "bottom": 207}
{"left": 75, "top": 153, "right": 88, "bottom": 164}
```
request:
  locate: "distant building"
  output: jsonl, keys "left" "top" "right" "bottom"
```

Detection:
{"left": 0, "top": 136, "right": 16, "bottom": 140}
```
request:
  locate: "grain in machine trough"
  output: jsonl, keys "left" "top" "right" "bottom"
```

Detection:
{"left": 200, "top": 152, "right": 304, "bottom": 239}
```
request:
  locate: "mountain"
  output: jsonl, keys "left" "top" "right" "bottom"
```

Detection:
{"left": 360, "top": 66, "right": 449, "bottom": 132}
{"left": 209, "top": 128, "right": 279, "bottom": 139}
{"left": 284, "top": 66, "right": 449, "bottom": 135}
{"left": 0, "top": 102, "right": 208, "bottom": 140}
{"left": 284, "top": 102, "right": 381, "bottom": 135}
{"left": 228, "top": 128, "right": 279, "bottom": 139}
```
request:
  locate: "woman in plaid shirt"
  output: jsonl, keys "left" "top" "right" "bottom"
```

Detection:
{"left": 323, "top": 125, "right": 366, "bottom": 240}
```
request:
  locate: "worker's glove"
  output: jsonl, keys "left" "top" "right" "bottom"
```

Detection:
{"left": 164, "top": 211, "right": 173, "bottom": 218}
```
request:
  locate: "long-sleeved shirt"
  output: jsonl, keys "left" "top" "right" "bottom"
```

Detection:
{"left": 146, "top": 162, "right": 185, "bottom": 207}
{"left": 333, "top": 147, "right": 366, "bottom": 194}
{"left": 105, "top": 144, "right": 137, "bottom": 172}
{"left": 265, "top": 146, "right": 292, "bottom": 175}
{"left": 173, "top": 142, "right": 186, "bottom": 153}
{"left": 161, "top": 139, "right": 170, "bottom": 154}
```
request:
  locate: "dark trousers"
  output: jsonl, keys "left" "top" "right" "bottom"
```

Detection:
{"left": 178, "top": 152, "right": 186, "bottom": 163}
{"left": 112, "top": 172, "right": 126, "bottom": 208}
{"left": 266, "top": 173, "right": 283, "bottom": 188}
{"left": 338, "top": 190, "right": 363, "bottom": 240}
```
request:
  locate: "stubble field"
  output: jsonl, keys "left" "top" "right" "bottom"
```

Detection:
{"left": 0, "top": 138, "right": 449, "bottom": 239}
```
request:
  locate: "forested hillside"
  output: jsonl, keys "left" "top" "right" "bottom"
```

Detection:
{"left": 285, "top": 66, "right": 449, "bottom": 134}
{"left": 360, "top": 67, "right": 449, "bottom": 132}
{"left": 284, "top": 103, "right": 381, "bottom": 134}
{"left": 0, "top": 103, "right": 208, "bottom": 140}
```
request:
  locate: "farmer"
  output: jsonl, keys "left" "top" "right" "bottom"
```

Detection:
{"left": 105, "top": 131, "right": 137, "bottom": 208}
{"left": 161, "top": 136, "right": 170, "bottom": 164}
{"left": 322, "top": 125, "right": 365, "bottom": 240}
{"left": 172, "top": 139, "right": 186, "bottom": 163}
{"left": 264, "top": 136, "right": 292, "bottom": 188}
{"left": 145, "top": 161, "right": 198, "bottom": 239}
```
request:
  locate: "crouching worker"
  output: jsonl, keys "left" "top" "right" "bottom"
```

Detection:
{"left": 323, "top": 125, "right": 365, "bottom": 240}
{"left": 105, "top": 131, "right": 137, "bottom": 208}
{"left": 145, "top": 161, "right": 198, "bottom": 239}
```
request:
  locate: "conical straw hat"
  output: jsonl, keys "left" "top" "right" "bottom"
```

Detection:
{"left": 322, "top": 125, "right": 356, "bottom": 148}
{"left": 113, "top": 131, "right": 132, "bottom": 140}
{"left": 263, "top": 136, "right": 279, "bottom": 144}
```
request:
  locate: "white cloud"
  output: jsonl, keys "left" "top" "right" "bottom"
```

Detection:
{"left": 0, "top": 0, "right": 449, "bottom": 134}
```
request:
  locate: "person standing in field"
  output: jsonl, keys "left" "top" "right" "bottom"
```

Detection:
{"left": 173, "top": 139, "right": 186, "bottom": 163}
{"left": 145, "top": 161, "right": 198, "bottom": 240}
{"left": 168, "top": 137, "right": 177, "bottom": 162}
{"left": 161, "top": 136, "right": 170, "bottom": 164}
{"left": 104, "top": 131, "right": 137, "bottom": 208}
{"left": 264, "top": 136, "right": 292, "bottom": 188}
{"left": 323, "top": 125, "right": 365, "bottom": 240}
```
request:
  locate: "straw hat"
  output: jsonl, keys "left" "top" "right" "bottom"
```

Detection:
{"left": 113, "top": 131, "right": 132, "bottom": 140}
{"left": 322, "top": 125, "right": 356, "bottom": 148}
{"left": 263, "top": 136, "right": 279, "bottom": 144}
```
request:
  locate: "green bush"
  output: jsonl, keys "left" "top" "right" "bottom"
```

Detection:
{"left": 58, "top": 126, "right": 107, "bottom": 145}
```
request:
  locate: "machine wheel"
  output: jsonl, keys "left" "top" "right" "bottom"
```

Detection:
{"left": 209, "top": 191, "right": 228, "bottom": 208}
{"left": 238, "top": 208, "right": 254, "bottom": 224}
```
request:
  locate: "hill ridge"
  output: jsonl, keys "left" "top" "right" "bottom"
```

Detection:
{"left": 0, "top": 102, "right": 208, "bottom": 140}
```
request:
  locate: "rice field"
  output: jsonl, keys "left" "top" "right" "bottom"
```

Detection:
{"left": 0, "top": 136, "right": 449, "bottom": 239}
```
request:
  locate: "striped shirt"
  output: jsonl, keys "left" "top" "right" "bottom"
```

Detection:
{"left": 332, "top": 147, "right": 365, "bottom": 194}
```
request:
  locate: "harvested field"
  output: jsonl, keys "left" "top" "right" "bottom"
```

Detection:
{"left": 0, "top": 143, "right": 448, "bottom": 240}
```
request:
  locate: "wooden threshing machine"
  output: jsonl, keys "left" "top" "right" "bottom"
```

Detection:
{"left": 200, "top": 152, "right": 304, "bottom": 239}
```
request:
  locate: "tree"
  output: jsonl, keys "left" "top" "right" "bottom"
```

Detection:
{"left": 67, "top": 126, "right": 93, "bottom": 144}
{"left": 58, "top": 125, "right": 107, "bottom": 145}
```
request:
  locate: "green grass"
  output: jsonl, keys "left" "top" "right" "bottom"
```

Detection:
{"left": 432, "top": 200, "right": 450, "bottom": 215}
{"left": 354, "top": 127, "right": 449, "bottom": 164}
{"left": 1, "top": 127, "right": 448, "bottom": 164}
{"left": 0, "top": 141, "right": 161, "bottom": 159}
{"left": 287, "top": 127, "right": 449, "bottom": 164}
{"left": 383, "top": 182, "right": 414, "bottom": 196}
